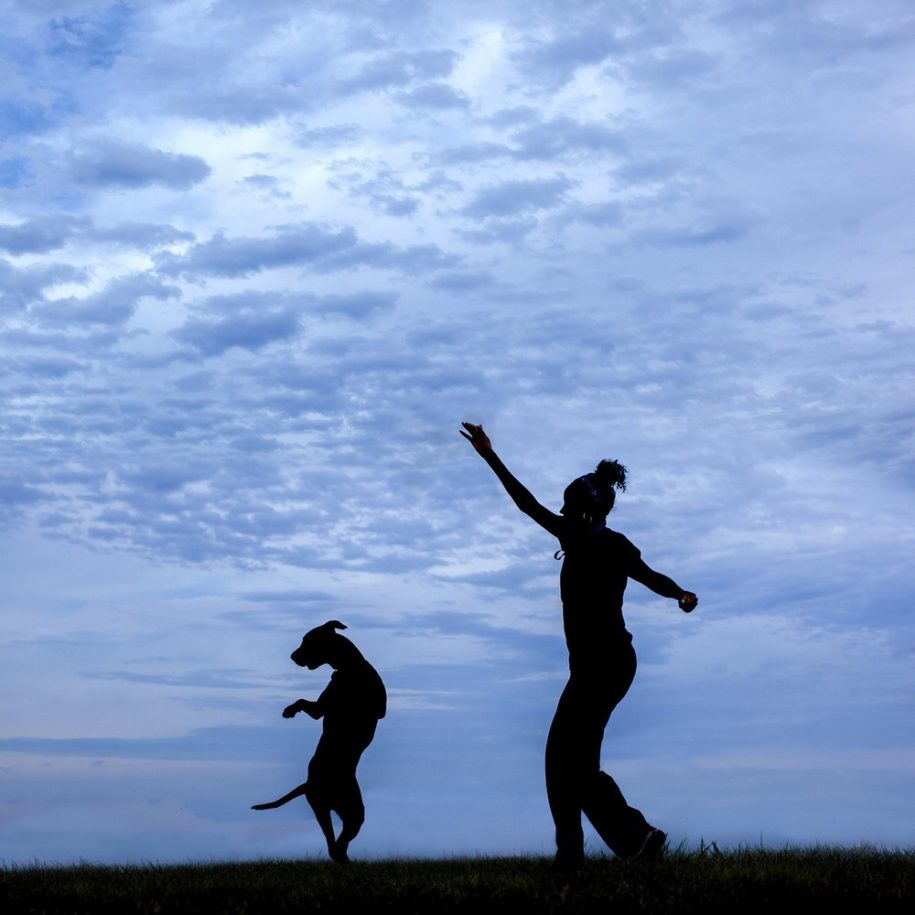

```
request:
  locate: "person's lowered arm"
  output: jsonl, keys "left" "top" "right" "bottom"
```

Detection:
{"left": 629, "top": 557, "right": 698, "bottom": 613}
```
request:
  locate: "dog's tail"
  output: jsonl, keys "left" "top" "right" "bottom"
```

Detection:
{"left": 251, "top": 781, "right": 308, "bottom": 811}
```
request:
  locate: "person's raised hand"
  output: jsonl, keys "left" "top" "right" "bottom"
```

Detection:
{"left": 460, "top": 421, "right": 492, "bottom": 454}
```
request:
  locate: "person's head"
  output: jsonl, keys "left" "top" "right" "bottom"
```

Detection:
{"left": 560, "top": 459, "right": 628, "bottom": 528}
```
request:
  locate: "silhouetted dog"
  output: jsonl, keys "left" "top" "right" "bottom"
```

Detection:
{"left": 251, "top": 620, "right": 386, "bottom": 863}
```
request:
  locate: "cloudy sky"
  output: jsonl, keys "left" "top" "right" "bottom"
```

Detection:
{"left": 2, "top": 0, "right": 914, "bottom": 864}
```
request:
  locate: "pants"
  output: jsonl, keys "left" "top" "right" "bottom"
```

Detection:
{"left": 545, "top": 639, "right": 651, "bottom": 860}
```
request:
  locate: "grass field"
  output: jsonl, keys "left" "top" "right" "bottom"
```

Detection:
{"left": 2, "top": 847, "right": 913, "bottom": 914}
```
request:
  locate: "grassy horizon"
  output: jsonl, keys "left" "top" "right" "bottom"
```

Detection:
{"left": 2, "top": 846, "right": 914, "bottom": 913}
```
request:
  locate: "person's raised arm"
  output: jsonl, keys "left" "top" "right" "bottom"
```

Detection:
{"left": 628, "top": 557, "right": 698, "bottom": 613}
{"left": 460, "top": 422, "right": 563, "bottom": 538}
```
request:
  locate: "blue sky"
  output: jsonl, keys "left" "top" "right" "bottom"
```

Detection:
{"left": 2, "top": 0, "right": 914, "bottom": 864}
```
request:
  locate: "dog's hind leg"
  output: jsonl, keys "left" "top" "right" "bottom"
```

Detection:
{"left": 328, "top": 777, "right": 365, "bottom": 864}
{"left": 303, "top": 783, "right": 343, "bottom": 862}
{"left": 251, "top": 781, "right": 309, "bottom": 810}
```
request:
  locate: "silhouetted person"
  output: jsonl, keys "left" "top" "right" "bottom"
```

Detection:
{"left": 252, "top": 620, "right": 386, "bottom": 864}
{"left": 461, "top": 422, "right": 697, "bottom": 867}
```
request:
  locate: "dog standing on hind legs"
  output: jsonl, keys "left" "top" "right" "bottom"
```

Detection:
{"left": 252, "top": 620, "right": 386, "bottom": 863}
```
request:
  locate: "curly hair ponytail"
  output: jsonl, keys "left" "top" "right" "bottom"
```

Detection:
{"left": 561, "top": 458, "right": 629, "bottom": 529}
{"left": 594, "top": 459, "right": 627, "bottom": 494}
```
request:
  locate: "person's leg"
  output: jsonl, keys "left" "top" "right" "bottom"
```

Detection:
{"left": 545, "top": 677, "right": 608, "bottom": 866}
{"left": 545, "top": 680, "right": 583, "bottom": 864}
{"left": 578, "top": 642, "right": 662, "bottom": 858}
{"left": 582, "top": 772, "right": 653, "bottom": 857}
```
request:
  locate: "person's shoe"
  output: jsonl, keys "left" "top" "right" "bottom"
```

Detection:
{"left": 630, "top": 828, "right": 667, "bottom": 862}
